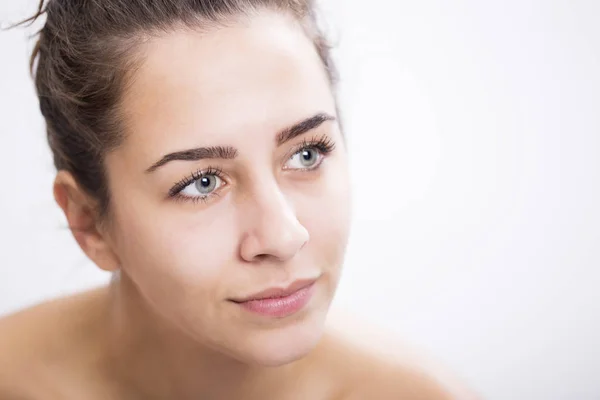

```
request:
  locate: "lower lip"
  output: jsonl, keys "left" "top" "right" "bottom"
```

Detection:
{"left": 234, "top": 282, "right": 316, "bottom": 318}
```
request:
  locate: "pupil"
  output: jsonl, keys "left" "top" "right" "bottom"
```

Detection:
{"left": 302, "top": 150, "right": 313, "bottom": 161}
{"left": 194, "top": 175, "right": 217, "bottom": 195}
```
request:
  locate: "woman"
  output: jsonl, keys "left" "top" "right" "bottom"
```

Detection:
{"left": 0, "top": 0, "right": 478, "bottom": 398}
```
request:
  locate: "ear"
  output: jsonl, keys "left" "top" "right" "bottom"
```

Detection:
{"left": 53, "top": 170, "right": 120, "bottom": 272}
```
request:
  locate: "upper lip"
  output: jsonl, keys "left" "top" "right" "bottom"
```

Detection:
{"left": 231, "top": 278, "right": 317, "bottom": 303}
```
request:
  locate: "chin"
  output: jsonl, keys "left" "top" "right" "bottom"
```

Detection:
{"left": 231, "top": 308, "right": 329, "bottom": 367}
{"left": 255, "top": 325, "right": 325, "bottom": 367}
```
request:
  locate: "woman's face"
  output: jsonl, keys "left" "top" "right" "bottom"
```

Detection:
{"left": 104, "top": 11, "right": 351, "bottom": 366}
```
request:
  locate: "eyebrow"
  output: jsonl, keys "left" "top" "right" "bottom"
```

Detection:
{"left": 275, "top": 112, "right": 336, "bottom": 146}
{"left": 145, "top": 112, "right": 336, "bottom": 173}
{"left": 146, "top": 146, "right": 237, "bottom": 173}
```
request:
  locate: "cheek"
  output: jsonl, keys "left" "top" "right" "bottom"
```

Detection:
{"left": 110, "top": 202, "right": 244, "bottom": 336}
{"left": 110, "top": 197, "right": 240, "bottom": 304}
{"left": 300, "top": 159, "right": 352, "bottom": 271}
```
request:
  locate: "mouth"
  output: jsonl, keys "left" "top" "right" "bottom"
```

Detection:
{"left": 229, "top": 278, "right": 317, "bottom": 318}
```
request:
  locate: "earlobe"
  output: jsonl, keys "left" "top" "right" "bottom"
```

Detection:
{"left": 53, "top": 170, "right": 120, "bottom": 272}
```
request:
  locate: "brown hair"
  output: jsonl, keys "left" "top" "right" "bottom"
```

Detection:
{"left": 12, "top": 0, "right": 337, "bottom": 217}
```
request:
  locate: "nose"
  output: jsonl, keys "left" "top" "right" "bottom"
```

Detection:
{"left": 239, "top": 186, "right": 309, "bottom": 263}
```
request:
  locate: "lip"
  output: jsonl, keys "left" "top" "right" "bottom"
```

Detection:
{"left": 230, "top": 278, "right": 317, "bottom": 318}
{"left": 231, "top": 279, "right": 317, "bottom": 303}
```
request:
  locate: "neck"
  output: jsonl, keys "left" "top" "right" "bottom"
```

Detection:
{"left": 101, "top": 272, "right": 296, "bottom": 400}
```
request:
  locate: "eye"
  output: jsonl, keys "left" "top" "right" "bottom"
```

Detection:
{"left": 169, "top": 167, "right": 226, "bottom": 202}
{"left": 286, "top": 147, "right": 323, "bottom": 170}
{"left": 181, "top": 174, "right": 222, "bottom": 198}
{"left": 180, "top": 175, "right": 223, "bottom": 198}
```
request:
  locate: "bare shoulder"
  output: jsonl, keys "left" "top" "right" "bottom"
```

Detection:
{"left": 319, "top": 313, "right": 482, "bottom": 400}
{"left": 0, "top": 289, "right": 108, "bottom": 399}
{"left": 0, "top": 299, "right": 61, "bottom": 398}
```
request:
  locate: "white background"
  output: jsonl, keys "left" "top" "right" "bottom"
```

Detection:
{"left": 1, "top": 1, "right": 599, "bottom": 399}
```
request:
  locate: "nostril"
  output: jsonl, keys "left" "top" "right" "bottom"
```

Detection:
{"left": 254, "top": 253, "right": 269, "bottom": 262}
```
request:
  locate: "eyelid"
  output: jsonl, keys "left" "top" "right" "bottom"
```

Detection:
{"left": 167, "top": 135, "right": 335, "bottom": 202}
{"left": 282, "top": 136, "right": 335, "bottom": 171}
{"left": 283, "top": 134, "right": 336, "bottom": 162}
{"left": 168, "top": 166, "right": 228, "bottom": 199}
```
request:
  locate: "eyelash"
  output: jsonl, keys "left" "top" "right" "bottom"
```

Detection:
{"left": 288, "top": 134, "right": 336, "bottom": 165}
{"left": 168, "top": 166, "right": 224, "bottom": 201}
{"left": 168, "top": 134, "right": 336, "bottom": 203}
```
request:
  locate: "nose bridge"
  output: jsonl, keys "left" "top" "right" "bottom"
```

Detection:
{"left": 239, "top": 178, "right": 309, "bottom": 263}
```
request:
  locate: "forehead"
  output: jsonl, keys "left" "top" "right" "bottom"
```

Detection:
{"left": 118, "top": 11, "right": 335, "bottom": 159}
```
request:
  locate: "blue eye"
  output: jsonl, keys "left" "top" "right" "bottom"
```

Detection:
{"left": 287, "top": 148, "right": 321, "bottom": 169}
{"left": 284, "top": 135, "right": 336, "bottom": 171}
{"left": 181, "top": 174, "right": 222, "bottom": 198}
{"left": 169, "top": 167, "right": 226, "bottom": 202}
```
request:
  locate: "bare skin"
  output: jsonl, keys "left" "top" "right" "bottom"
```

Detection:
{"left": 0, "top": 10, "right": 479, "bottom": 400}
{"left": 0, "top": 287, "right": 474, "bottom": 400}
